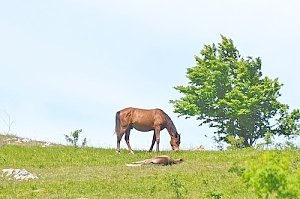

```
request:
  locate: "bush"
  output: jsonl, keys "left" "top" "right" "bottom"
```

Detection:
{"left": 241, "top": 151, "right": 300, "bottom": 198}
{"left": 64, "top": 129, "right": 86, "bottom": 148}
{"left": 167, "top": 175, "right": 187, "bottom": 199}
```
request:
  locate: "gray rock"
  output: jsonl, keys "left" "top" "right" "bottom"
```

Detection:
{"left": 2, "top": 168, "right": 39, "bottom": 181}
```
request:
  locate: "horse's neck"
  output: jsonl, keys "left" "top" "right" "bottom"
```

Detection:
{"left": 166, "top": 126, "right": 178, "bottom": 137}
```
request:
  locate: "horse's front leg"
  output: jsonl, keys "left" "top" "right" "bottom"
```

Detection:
{"left": 149, "top": 132, "right": 156, "bottom": 152}
{"left": 154, "top": 127, "right": 161, "bottom": 152}
{"left": 125, "top": 129, "right": 134, "bottom": 154}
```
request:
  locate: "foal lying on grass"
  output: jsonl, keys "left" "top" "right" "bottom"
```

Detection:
{"left": 126, "top": 155, "right": 183, "bottom": 166}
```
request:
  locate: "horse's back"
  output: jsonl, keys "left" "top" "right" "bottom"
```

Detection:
{"left": 118, "top": 107, "right": 166, "bottom": 131}
{"left": 150, "top": 155, "right": 171, "bottom": 165}
{"left": 119, "top": 107, "right": 164, "bottom": 119}
{"left": 119, "top": 107, "right": 162, "bottom": 113}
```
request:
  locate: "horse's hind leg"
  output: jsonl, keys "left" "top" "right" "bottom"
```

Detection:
{"left": 125, "top": 129, "right": 134, "bottom": 154}
{"left": 149, "top": 132, "right": 156, "bottom": 152}
{"left": 116, "top": 132, "right": 124, "bottom": 153}
{"left": 154, "top": 127, "right": 161, "bottom": 152}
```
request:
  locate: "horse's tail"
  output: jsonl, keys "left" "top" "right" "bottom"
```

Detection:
{"left": 115, "top": 111, "right": 121, "bottom": 135}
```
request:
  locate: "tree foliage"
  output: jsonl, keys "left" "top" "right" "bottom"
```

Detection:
{"left": 170, "top": 35, "right": 300, "bottom": 147}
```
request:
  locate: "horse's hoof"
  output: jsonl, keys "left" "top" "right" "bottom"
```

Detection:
{"left": 129, "top": 151, "right": 134, "bottom": 154}
{"left": 116, "top": 150, "right": 120, "bottom": 154}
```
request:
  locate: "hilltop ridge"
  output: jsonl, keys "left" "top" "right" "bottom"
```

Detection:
{"left": 0, "top": 133, "right": 58, "bottom": 147}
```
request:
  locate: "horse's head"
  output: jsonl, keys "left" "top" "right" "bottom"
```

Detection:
{"left": 170, "top": 133, "right": 181, "bottom": 151}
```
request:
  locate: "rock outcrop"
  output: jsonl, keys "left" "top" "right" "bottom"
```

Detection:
{"left": 2, "top": 168, "right": 39, "bottom": 181}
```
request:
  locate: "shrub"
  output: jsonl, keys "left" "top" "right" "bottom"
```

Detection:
{"left": 64, "top": 129, "right": 86, "bottom": 148}
{"left": 241, "top": 151, "right": 300, "bottom": 198}
{"left": 167, "top": 175, "right": 187, "bottom": 199}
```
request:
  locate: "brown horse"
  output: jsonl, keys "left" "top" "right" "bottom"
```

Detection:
{"left": 115, "top": 107, "right": 181, "bottom": 153}
{"left": 126, "top": 155, "right": 184, "bottom": 166}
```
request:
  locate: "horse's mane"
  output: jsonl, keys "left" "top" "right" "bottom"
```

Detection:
{"left": 159, "top": 109, "right": 179, "bottom": 137}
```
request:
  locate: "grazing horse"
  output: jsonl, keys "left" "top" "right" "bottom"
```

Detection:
{"left": 115, "top": 107, "right": 181, "bottom": 153}
{"left": 126, "top": 155, "right": 184, "bottom": 166}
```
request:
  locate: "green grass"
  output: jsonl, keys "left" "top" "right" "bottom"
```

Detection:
{"left": 1, "top": 143, "right": 299, "bottom": 199}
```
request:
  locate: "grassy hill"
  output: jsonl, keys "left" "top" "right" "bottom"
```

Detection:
{"left": 0, "top": 134, "right": 299, "bottom": 199}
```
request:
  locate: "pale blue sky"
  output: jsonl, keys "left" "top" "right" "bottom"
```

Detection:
{"left": 1, "top": 0, "right": 300, "bottom": 150}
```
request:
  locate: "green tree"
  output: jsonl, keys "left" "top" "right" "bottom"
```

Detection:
{"left": 170, "top": 35, "right": 300, "bottom": 147}
{"left": 277, "top": 109, "right": 300, "bottom": 137}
